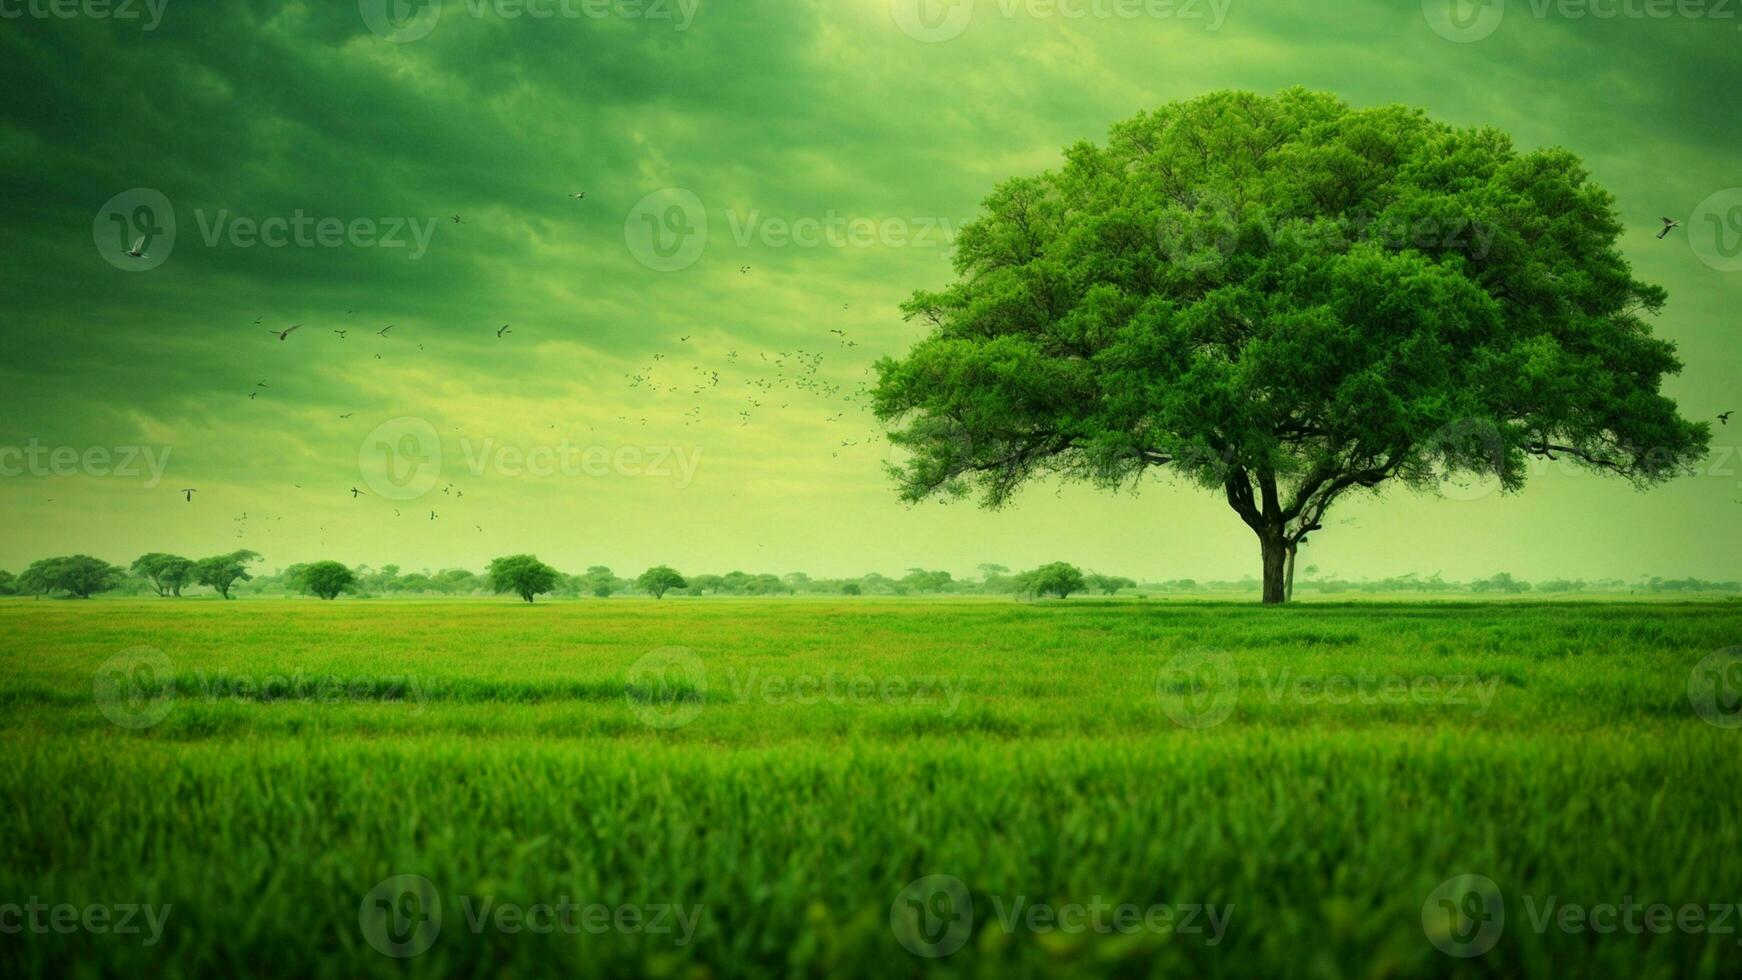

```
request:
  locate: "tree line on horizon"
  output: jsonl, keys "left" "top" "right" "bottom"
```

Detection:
{"left": 1, "top": 553, "right": 1736, "bottom": 601}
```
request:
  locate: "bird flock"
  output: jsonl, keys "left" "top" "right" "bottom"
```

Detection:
{"left": 167, "top": 194, "right": 884, "bottom": 550}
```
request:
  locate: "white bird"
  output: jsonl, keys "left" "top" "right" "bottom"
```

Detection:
{"left": 1658, "top": 217, "right": 1681, "bottom": 239}
{"left": 125, "top": 237, "right": 148, "bottom": 259}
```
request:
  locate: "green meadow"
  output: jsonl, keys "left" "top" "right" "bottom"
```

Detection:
{"left": 2, "top": 598, "right": 1740, "bottom": 978}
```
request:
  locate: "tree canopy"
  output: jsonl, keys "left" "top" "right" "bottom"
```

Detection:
{"left": 488, "top": 554, "right": 561, "bottom": 603}
{"left": 296, "top": 561, "right": 357, "bottom": 600}
{"left": 1019, "top": 562, "right": 1087, "bottom": 600}
{"left": 636, "top": 565, "right": 688, "bottom": 599}
{"left": 194, "top": 550, "right": 260, "bottom": 600}
{"left": 18, "top": 555, "right": 123, "bottom": 599}
{"left": 131, "top": 553, "right": 195, "bottom": 597}
{"left": 873, "top": 89, "right": 1708, "bottom": 603}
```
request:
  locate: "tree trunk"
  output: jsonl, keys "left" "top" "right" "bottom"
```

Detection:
{"left": 1283, "top": 543, "right": 1298, "bottom": 603}
{"left": 1260, "top": 532, "right": 1288, "bottom": 605}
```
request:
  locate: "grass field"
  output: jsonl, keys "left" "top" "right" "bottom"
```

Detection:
{"left": 3, "top": 597, "right": 1740, "bottom": 978}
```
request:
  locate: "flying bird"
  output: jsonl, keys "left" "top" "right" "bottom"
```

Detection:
{"left": 569, "top": 191, "right": 587, "bottom": 200}
{"left": 268, "top": 324, "right": 302, "bottom": 341}
{"left": 248, "top": 392, "right": 258, "bottom": 400}
{"left": 333, "top": 330, "right": 348, "bottom": 339}
{"left": 740, "top": 265, "right": 750, "bottom": 274}
{"left": 179, "top": 489, "right": 197, "bottom": 502}
{"left": 377, "top": 325, "right": 393, "bottom": 336}
{"left": 1658, "top": 217, "right": 1681, "bottom": 239}
{"left": 124, "top": 236, "right": 148, "bottom": 259}
{"left": 430, "top": 510, "right": 438, "bottom": 520}
{"left": 339, "top": 413, "right": 354, "bottom": 419}
{"left": 349, "top": 487, "right": 365, "bottom": 498}
{"left": 1720, "top": 411, "right": 1734, "bottom": 425}
{"left": 451, "top": 214, "right": 464, "bottom": 224}
{"left": 497, "top": 324, "right": 511, "bottom": 338}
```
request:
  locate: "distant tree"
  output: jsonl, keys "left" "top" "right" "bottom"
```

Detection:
{"left": 0, "top": 570, "right": 15, "bottom": 595}
{"left": 431, "top": 568, "right": 480, "bottom": 594}
{"left": 1022, "top": 562, "right": 1086, "bottom": 600}
{"left": 902, "top": 568, "right": 954, "bottom": 593}
{"left": 841, "top": 582, "right": 862, "bottom": 595}
{"left": 488, "top": 554, "right": 561, "bottom": 603}
{"left": 296, "top": 561, "right": 357, "bottom": 600}
{"left": 636, "top": 565, "right": 688, "bottom": 599}
{"left": 745, "top": 573, "right": 789, "bottom": 596}
{"left": 581, "top": 565, "right": 618, "bottom": 598}
{"left": 1472, "top": 572, "right": 1531, "bottom": 594}
{"left": 1535, "top": 578, "right": 1587, "bottom": 594}
{"left": 1087, "top": 574, "right": 1137, "bottom": 595}
{"left": 130, "top": 553, "right": 195, "bottom": 597}
{"left": 873, "top": 89, "right": 1708, "bottom": 604}
{"left": 688, "top": 573, "right": 723, "bottom": 595}
{"left": 17, "top": 555, "right": 123, "bottom": 599}
{"left": 194, "top": 550, "right": 260, "bottom": 600}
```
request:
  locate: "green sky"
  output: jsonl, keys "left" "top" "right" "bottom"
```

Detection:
{"left": 2, "top": 0, "right": 1739, "bottom": 582}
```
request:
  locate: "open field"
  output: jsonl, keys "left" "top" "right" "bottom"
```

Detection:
{"left": 3, "top": 598, "right": 1741, "bottom": 978}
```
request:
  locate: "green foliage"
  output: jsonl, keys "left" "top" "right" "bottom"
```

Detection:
{"left": 16, "top": 555, "right": 123, "bottom": 599}
{"left": 1087, "top": 574, "right": 1137, "bottom": 595}
{"left": 841, "top": 582, "right": 862, "bottom": 595}
{"left": 1018, "top": 561, "right": 1086, "bottom": 599}
{"left": 576, "top": 565, "right": 619, "bottom": 598}
{"left": 488, "top": 555, "right": 562, "bottom": 603}
{"left": 875, "top": 89, "right": 1708, "bottom": 603}
{"left": 295, "top": 561, "right": 357, "bottom": 600}
{"left": 130, "top": 553, "right": 195, "bottom": 597}
{"left": 1472, "top": 572, "right": 1532, "bottom": 594}
{"left": 636, "top": 565, "right": 688, "bottom": 599}
{"left": 194, "top": 550, "right": 259, "bottom": 600}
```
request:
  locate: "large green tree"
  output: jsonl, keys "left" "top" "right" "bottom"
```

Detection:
{"left": 17, "top": 555, "right": 123, "bottom": 599}
{"left": 874, "top": 89, "right": 1708, "bottom": 603}
{"left": 131, "top": 553, "right": 195, "bottom": 597}
{"left": 636, "top": 565, "right": 688, "bottom": 599}
{"left": 488, "top": 554, "right": 561, "bottom": 603}
{"left": 296, "top": 561, "right": 357, "bottom": 600}
{"left": 194, "top": 550, "right": 260, "bottom": 600}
